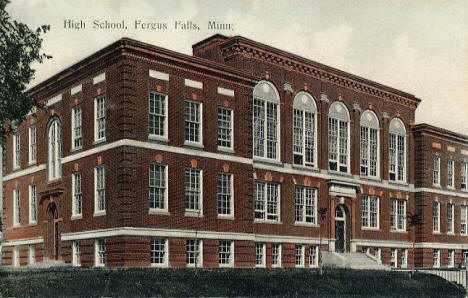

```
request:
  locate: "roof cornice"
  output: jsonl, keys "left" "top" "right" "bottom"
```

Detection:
{"left": 219, "top": 36, "right": 421, "bottom": 109}
{"left": 413, "top": 123, "right": 468, "bottom": 144}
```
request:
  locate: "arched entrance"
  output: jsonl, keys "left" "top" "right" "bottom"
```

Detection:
{"left": 335, "top": 204, "right": 347, "bottom": 253}
{"left": 46, "top": 202, "right": 59, "bottom": 260}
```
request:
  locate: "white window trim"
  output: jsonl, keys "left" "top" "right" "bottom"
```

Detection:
{"left": 13, "top": 246, "right": 20, "bottom": 267}
{"left": 389, "top": 132, "right": 407, "bottom": 183}
{"left": 271, "top": 243, "right": 282, "bottom": 268}
{"left": 433, "top": 156, "right": 441, "bottom": 186}
{"left": 391, "top": 248, "right": 398, "bottom": 268}
{"left": 148, "top": 91, "right": 169, "bottom": 142}
{"left": 94, "top": 95, "right": 106, "bottom": 143}
{"left": 254, "top": 181, "right": 281, "bottom": 223}
{"left": 94, "top": 166, "right": 106, "bottom": 217}
{"left": 47, "top": 119, "right": 62, "bottom": 181}
{"left": 149, "top": 163, "right": 169, "bottom": 214}
{"left": 309, "top": 245, "right": 319, "bottom": 267}
{"left": 433, "top": 249, "right": 441, "bottom": 268}
{"left": 401, "top": 248, "right": 408, "bottom": 269}
{"left": 71, "top": 106, "right": 83, "bottom": 151}
{"left": 255, "top": 243, "right": 266, "bottom": 268}
{"left": 72, "top": 172, "right": 83, "bottom": 219}
{"left": 293, "top": 107, "right": 317, "bottom": 169}
{"left": 28, "top": 244, "right": 35, "bottom": 265}
{"left": 328, "top": 117, "right": 351, "bottom": 174}
{"left": 360, "top": 125, "right": 380, "bottom": 179}
{"left": 184, "top": 100, "right": 203, "bottom": 148}
{"left": 217, "top": 107, "right": 234, "bottom": 152}
{"left": 72, "top": 240, "right": 81, "bottom": 267}
{"left": 95, "top": 239, "right": 106, "bottom": 267}
{"left": 28, "top": 126, "right": 36, "bottom": 165}
{"left": 294, "top": 185, "right": 318, "bottom": 226}
{"left": 361, "top": 195, "right": 380, "bottom": 230}
{"left": 28, "top": 184, "right": 37, "bottom": 225}
{"left": 253, "top": 95, "right": 281, "bottom": 162}
{"left": 150, "top": 238, "right": 169, "bottom": 268}
{"left": 391, "top": 199, "right": 407, "bottom": 232}
{"left": 184, "top": 168, "right": 203, "bottom": 217}
{"left": 447, "top": 203, "right": 455, "bottom": 234}
{"left": 217, "top": 173, "right": 234, "bottom": 219}
{"left": 448, "top": 250, "right": 455, "bottom": 268}
{"left": 12, "top": 131, "right": 20, "bottom": 170}
{"left": 13, "top": 188, "right": 20, "bottom": 227}
{"left": 447, "top": 159, "right": 455, "bottom": 188}
{"left": 433, "top": 201, "right": 441, "bottom": 233}
{"left": 186, "top": 239, "right": 203, "bottom": 268}
{"left": 218, "top": 240, "right": 234, "bottom": 268}
{"left": 295, "top": 244, "right": 305, "bottom": 268}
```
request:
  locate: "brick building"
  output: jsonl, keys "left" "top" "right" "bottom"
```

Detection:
{"left": 0, "top": 35, "right": 464, "bottom": 269}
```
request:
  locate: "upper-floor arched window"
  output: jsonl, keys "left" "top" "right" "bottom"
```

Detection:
{"left": 360, "top": 110, "right": 380, "bottom": 178}
{"left": 328, "top": 101, "right": 350, "bottom": 173}
{"left": 389, "top": 118, "right": 406, "bottom": 182}
{"left": 47, "top": 118, "right": 62, "bottom": 181}
{"left": 293, "top": 92, "right": 317, "bottom": 167}
{"left": 253, "top": 81, "right": 280, "bottom": 161}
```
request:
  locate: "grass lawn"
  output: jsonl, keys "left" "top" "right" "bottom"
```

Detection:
{"left": 0, "top": 268, "right": 465, "bottom": 297}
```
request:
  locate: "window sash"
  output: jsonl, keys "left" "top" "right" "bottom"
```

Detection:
{"left": 29, "top": 185, "right": 37, "bottom": 223}
{"left": 293, "top": 109, "right": 315, "bottom": 167}
{"left": 149, "top": 164, "right": 167, "bottom": 210}
{"left": 185, "top": 168, "right": 201, "bottom": 212}
{"left": 295, "top": 245, "right": 304, "bottom": 267}
{"left": 14, "top": 188, "right": 20, "bottom": 225}
{"left": 272, "top": 243, "right": 281, "bottom": 267}
{"left": 48, "top": 121, "right": 61, "bottom": 180}
{"left": 94, "top": 96, "right": 106, "bottom": 141}
{"left": 72, "top": 106, "right": 82, "bottom": 149}
{"left": 391, "top": 199, "right": 406, "bottom": 231}
{"left": 253, "top": 98, "right": 279, "bottom": 160}
{"left": 360, "top": 126, "right": 378, "bottom": 177}
{"left": 184, "top": 101, "right": 202, "bottom": 143}
{"left": 255, "top": 243, "right": 265, "bottom": 267}
{"left": 361, "top": 195, "right": 379, "bottom": 228}
{"left": 389, "top": 133, "right": 406, "bottom": 182}
{"left": 217, "top": 173, "right": 233, "bottom": 216}
{"left": 254, "top": 181, "right": 280, "bottom": 221}
{"left": 95, "top": 167, "right": 106, "bottom": 212}
{"left": 217, "top": 107, "right": 233, "bottom": 149}
{"left": 96, "top": 239, "right": 106, "bottom": 266}
{"left": 448, "top": 160, "right": 454, "bottom": 187}
{"left": 29, "top": 126, "right": 36, "bottom": 163}
{"left": 461, "top": 206, "right": 468, "bottom": 235}
{"left": 433, "top": 202, "right": 440, "bottom": 232}
{"left": 294, "top": 186, "right": 317, "bottom": 224}
{"left": 149, "top": 92, "right": 167, "bottom": 137}
{"left": 72, "top": 173, "right": 82, "bottom": 216}
{"left": 462, "top": 162, "right": 468, "bottom": 190}
{"left": 151, "top": 238, "right": 167, "bottom": 265}
{"left": 310, "top": 245, "right": 318, "bottom": 267}
{"left": 186, "top": 239, "right": 202, "bottom": 266}
{"left": 447, "top": 203, "right": 454, "bottom": 233}
{"left": 433, "top": 156, "right": 440, "bottom": 185}
{"left": 13, "top": 132, "right": 20, "bottom": 169}
{"left": 219, "top": 241, "right": 232, "bottom": 266}
{"left": 328, "top": 117, "right": 348, "bottom": 173}
{"left": 72, "top": 240, "right": 81, "bottom": 266}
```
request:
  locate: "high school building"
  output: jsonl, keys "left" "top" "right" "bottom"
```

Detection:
{"left": 1, "top": 35, "right": 467, "bottom": 269}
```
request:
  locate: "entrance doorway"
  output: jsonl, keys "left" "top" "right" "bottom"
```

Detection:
{"left": 335, "top": 204, "right": 347, "bottom": 253}
{"left": 46, "top": 202, "right": 59, "bottom": 260}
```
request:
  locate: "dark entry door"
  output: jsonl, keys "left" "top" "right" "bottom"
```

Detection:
{"left": 335, "top": 221, "right": 345, "bottom": 253}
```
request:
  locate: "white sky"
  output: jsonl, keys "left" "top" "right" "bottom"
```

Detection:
{"left": 7, "top": 0, "right": 468, "bottom": 134}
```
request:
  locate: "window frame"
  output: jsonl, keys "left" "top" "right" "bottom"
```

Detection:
{"left": 254, "top": 180, "right": 281, "bottom": 223}
{"left": 448, "top": 249, "right": 455, "bottom": 268}
{"left": 149, "top": 163, "right": 169, "bottom": 214}
{"left": 293, "top": 92, "right": 317, "bottom": 168}
{"left": 148, "top": 91, "right": 168, "bottom": 141}
{"left": 218, "top": 240, "right": 234, "bottom": 268}
{"left": 328, "top": 101, "right": 350, "bottom": 174}
{"left": 433, "top": 249, "right": 441, "bottom": 268}
{"left": 217, "top": 173, "right": 234, "bottom": 219}
{"left": 447, "top": 159, "right": 455, "bottom": 188}
{"left": 391, "top": 248, "right": 398, "bottom": 268}
{"left": 13, "top": 188, "right": 20, "bottom": 227}
{"left": 94, "top": 166, "right": 106, "bottom": 216}
{"left": 361, "top": 194, "right": 380, "bottom": 230}
{"left": 388, "top": 118, "right": 407, "bottom": 183}
{"left": 217, "top": 106, "right": 234, "bottom": 151}
{"left": 94, "top": 95, "right": 106, "bottom": 143}
{"left": 184, "top": 168, "right": 203, "bottom": 216}
{"left": 47, "top": 119, "right": 62, "bottom": 181}
{"left": 295, "top": 244, "right": 305, "bottom": 268}
{"left": 462, "top": 162, "right": 468, "bottom": 190}
{"left": 72, "top": 240, "right": 81, "bottom": 267}
{"left": 151, "top": 237, "right": 169, "bottom": 267}
{"left": 71, "top": 106, "right": 83, "bottom": 150}
{"left": 294, "top": 185, "right": 318, "bottom": 226}
{"left": 255, "top": 242, "right": 266, "bottom": 268}
{"left": 461, "top": 205, "right": 468, "bottom": 235}
{"left": 28, "top": 184, "right": 37, "bottom": 225}
{"left": 433, "top": 201, "right": 441, "bottom": 233}
{"left": 95, "top": 238, "right": 106, "bottom": 267}
{"left": 360, "top": 110, "right": 380, "bottom": 178}
{"left": 72, "top": 172, "right": 83, "bottom": 219}
{"left": 433, "top": 156, "right": 441, "bottom": 186}
{"left": 28, "top": 125, "right": 36, "bottom": 165}
{"left": 184, "top": 100, "right": 203, "bottom": 147}
{"left": 28, "top": 244, "right": 35, "bottom": 265}
{"left": 390, "top": 199, "right": 406, "bottom": 232}
{"left": 271, "top": 243, "right": 282, "bottom": 268}
{"left": 309, "top": 245, "right": 319, "bottom": 267}
{"left": 447, "top": 202, "right": 455, "bottom": 234}
{"left": 186, "top": 239, "right": 203, "bottom": 267}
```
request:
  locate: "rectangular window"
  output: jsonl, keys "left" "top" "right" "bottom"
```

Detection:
{"left": 433, "top": 201, "right": 440, "bottom": 233}
{"left": 186, "top": 239, "right": 202, "bottom": 267}
{"left": 29, "top": 185, "right": 37, "bottom": 224}
{"left": 294, "top": 186, "right": 317, "bottom": 224}
{"left": 95, "top": 239, "right": 106, "bottom": 267}
{"left": 447, "top": 203, "right": 454, "bottom": 234}
{"left": 148, "top": 92, "right": 167, "bottom": 138}
{"left": 13, "top": 188, "right": 20, "bottom": 226}
{"left": 72, "top": 172, "right": 82, "bottom": 217}
{"left": 217, "top": 173, "right": 233, "bottom": 217}
{"left": 389, "top": 134, "right": 406, "bottom": 182}
{"left": 184, "top": 168, "right": 202, "bottom": 214}
{"left": 255, "top": 243, "right": 266, "bottom": 267}
{"left": 447, "top": 160, "right": 455, "bottom": 188}
{"left": 149, "top": 163, "right": 168, "bottom": 211}
{"left": 184, "top": 100, "right": 202, "bottom": 144}
{"left": 219, "top": 240, "right": 234, "bottom": 267}
{"left": 328, "top": 118, "right": 348, "bottom": 173}
{"left": 217, "top": 107, "right": 233, "bottom": 149}
{"left": 254, "top": 181, "right": 280, "bottom": 222}
{"left": 13, "top": 131, "right": 20, "bottom": 169}
{"left": 390, "top": 199, "right": 406, "bottom": 231}
{"left": 151, "top": 238, "right": 168, "bottom": 267}
{"left": 310, "top": 245, "right": 318, "bottom": 267}
{"left": 271, "top": 243, "right": 282, "bottom": 268}
{"left": 13, "top": 246, "right": 19, "bottom": 267}
{"left": 29, "top": 126, "right": 36, "bottom": 164}
{"left": 448, "top": 250, "right": 455, "bottom": 268}
{"left": 253, "top": 98, "right": 279, "bottom": 160}
{"left": 295, "top": 244, "right": 305, "bottom": 267}
{"left": 433, "top": 156, "right": 440, "bottom": 185}
{"left": 463, "top": 162, "right": 468, "bottom": 190}
{"left": 461, "top": 205, "right": 468, "bottom": 235}
{"left": 391, "top": 248, "right": 398, "bottom": 268}
{"left": 94, "top": 166, "right": 106, "bottom": 215}
{"left": 94, "top": 95, "right": 106, "bottom": 142}
{"left": 360, "top": 126, "right": 378, "bottom": 177}
{"left": 72, "top": 240, "right": 81, "bottom": 267}
{"left": 433, "top": 249, "right": 440, "bottom": 268}
{"left": 361, "top": 195, "right": 379, "bottom": 229}
{"left": 401, "top": 249, "right": 408, "bottom": 269}
{"left": 28, "top": 244, "right": 35, "bottom": 265}
{"left": 293, "top": 109, "right": 316, "bottom": 167}
{"left": 71, "top": 106, "right": 82, "bottom": 150}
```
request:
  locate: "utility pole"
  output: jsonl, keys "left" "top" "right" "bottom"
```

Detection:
{"left": 408, "top": 212, "right": 422, "bottom": 279}
{"left": 318, "top": 207, "right": 328, "bottom": 275}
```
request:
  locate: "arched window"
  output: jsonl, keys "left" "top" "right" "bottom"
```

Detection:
{"left": 328, "top": 102, "right": 350, "bottom": 173}
{"left": 360, "top": 110, "right": 380, "bottom": 178}
{"left": 293, "top": 92, "right": 317, "bottom": 167}
{"left": 253, "top": 81, "right": 280, "bottom": 160}
{"left": 389, "top": 118, "right": 406, "bottom": 182}
{"left": 47, "top": 118, "right": 62, "bottom": 181}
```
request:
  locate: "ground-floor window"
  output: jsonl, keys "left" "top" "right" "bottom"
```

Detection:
{"left": 151, "top": 238, "right": 168, "bottom": 267}
{"left": 95, "top": 239, "right": 106, "bottom": 267}
{"left": 255, "top": 243, "right": 266, "bottom": 267}
{"left": 72, "top": 240, "right": 81, "bottom": 267}
{"left": 186, "top": 239, "right": 202, "bottom": 267}
{"left": 400, "top": 249, "right": 408, "bottom": 268}
{"left": 13, "top": 246, "right": 19, "bottom": 267}
{"left": 433, "top": 249, "right": 441, "bottom": 268}
{"left": 309, "top": 245, "right": 318, "bottom": 267}
{"left": 271, "top": 243, "right": 281, "bottom": 268}
{"left": 295, "top": 244, "right": 305, "bottom": 267}
{"left": 391, "top": 248, "right": 398, "bottom": 268}
{"left": 28, "top": 245, "right": 35, "bottom": 265}
{"left": 448, "top": 250, "right": 455, "bottom": 268}
{"left": 219, "top": 240, "right": 234, "bottom": 267}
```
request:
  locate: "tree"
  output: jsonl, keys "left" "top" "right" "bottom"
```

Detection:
{"left": 0, "top": 0, "right": 51, "bottom": 142}
{"left": 318, "top": 207, "right": 328, "bottom": 275}
{"left": 407, "top": 212, "right": 422, "bottom": 278}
